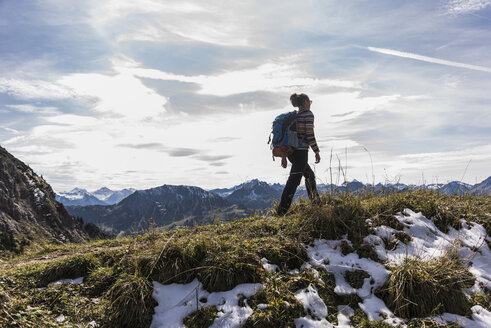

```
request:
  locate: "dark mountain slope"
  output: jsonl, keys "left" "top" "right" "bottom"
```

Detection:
{"left": 471, "top": 176, "right": 491, "bottom": 196}
{"left": 0, "top": 146, "right": 104, "bottom": 253}
{"left": 224, "top": 179, "right": 283, "bottom": 210}
{"left": 67, "top": 185, "right": 250, "bottom": 234}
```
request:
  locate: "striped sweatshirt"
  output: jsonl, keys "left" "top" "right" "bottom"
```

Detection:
{"left": 296, "top": 109, "right": 320, "bottom": 153}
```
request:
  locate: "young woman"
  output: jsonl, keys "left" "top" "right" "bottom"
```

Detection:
{"left": 277, "top": 93, "right": 321, "bottom": 216}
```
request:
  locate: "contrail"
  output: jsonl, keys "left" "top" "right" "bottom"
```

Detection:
{"left": 366, "top": 46, "right": 491, "bottom": 73}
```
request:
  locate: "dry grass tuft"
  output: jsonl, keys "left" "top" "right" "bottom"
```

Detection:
{"left": 106, "top": 272, "right": 157, "bottom": 328}
{"left": 380, "top": 255, "right": 475, "bottom": 319}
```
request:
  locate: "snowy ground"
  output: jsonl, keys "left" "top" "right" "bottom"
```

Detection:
{"left": 149, "top": 209, "right": 491, "bottom": 327}
{"left": 46, "top": 209, "right": 490, "bottom": 327}
{"left": 150, "top": 279, "right": 263, "bottom": 328}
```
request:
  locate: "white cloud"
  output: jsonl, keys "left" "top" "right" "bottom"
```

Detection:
{"left": 443, "top": 0, "right": 491, "bottom": 14}
{"left": 1, "top": 126, "right": 19, "bottom": 134}
{"left": 7, "top": 104, "right": 60, "bottom": 115}
{"left": 90, "top": 0, "right": 206, "bottom": 27}
{"left": 45, "top": 114, "right": 100, "bottom": 126}
{"left": 318, "top": 137, "right": 360, "bottom": 150}
{"left": 366, "top": 46, "right": 491, "bottom": 73}
{"left": 127, "top": 59, "right": 361, "bottom": 97}
{"left": 441, "top": 74, "right": 461, "bottom": 88}
{"left": 399, "top": 144, "right": 491, "bottom": 163}
{"left": 318, "top": 143, "right": 491, "bottom": 186}
{"left": 58, "top": 71, "right": 168, "bottom": 119}
{"left": 2, "top": 1, "right": 490, "bottom": 190}
{"left": 359, "top": 144, "right": 491, "bottom": 184}
{"left": 3, "top": 107, "right": 281, "bottom": 190}
{"left": 90, "top": 0, "right": 253, "bottom": 46}
{"left": 0, "top": 78, "right": 75, "bottom": 99}
{"left": 308, "top": 91, "right": 401, "bottom": 128}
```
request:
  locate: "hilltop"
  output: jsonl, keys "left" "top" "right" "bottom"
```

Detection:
{"left": 1, "top": 190, "right": 490, "bottom": 327}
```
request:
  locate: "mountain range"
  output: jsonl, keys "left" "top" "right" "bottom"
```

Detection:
{"left": 56, "top": 187, "right": 135, "bottom": 206}
{"left": 61, "top": 177, "right": 490, "bottom": 235}
{"left": 211, "top": 179, "right": 284, "bottom": 210}
{"left": 66, "top": 185, "right": 250, "bottom": 234}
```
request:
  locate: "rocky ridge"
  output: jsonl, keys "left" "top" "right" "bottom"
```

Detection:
{"left": 0, "top": 146, "right": 103, "bottom": 253}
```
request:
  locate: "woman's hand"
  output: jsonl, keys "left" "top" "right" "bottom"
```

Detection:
{"left": 281, "top": 156, "right": 288, "bottom": 168}
{"left": 315, "top": 152, "right": 321, "bottom": 164}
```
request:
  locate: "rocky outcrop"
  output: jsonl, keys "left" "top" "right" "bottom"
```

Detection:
{"left": 0, "top": 145, "right": 104, "bottom": 253}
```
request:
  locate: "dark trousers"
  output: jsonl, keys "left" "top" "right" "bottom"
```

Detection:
{"left": 277, "top": 149, "right": 319, "bottom": 215}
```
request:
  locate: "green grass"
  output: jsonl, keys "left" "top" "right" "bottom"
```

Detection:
{"left": 0, "top": 190, "right": 489, "bottom": 327}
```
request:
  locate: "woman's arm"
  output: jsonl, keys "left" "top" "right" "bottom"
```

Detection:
{"left": 298, "top": 111, "right": 320, "bottom": 154}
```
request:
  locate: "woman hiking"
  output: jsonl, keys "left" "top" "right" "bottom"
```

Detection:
{"left": 277, "top": 93, "right": 321, "bottom": 216}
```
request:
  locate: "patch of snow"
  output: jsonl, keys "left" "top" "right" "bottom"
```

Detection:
{"left": 92, "top": 187, "right": 113, "bottom": 201}
{"left": 365, "top": 209, "right": 491, "bottom": 294}
{"left": 149, "top": 208, "right": 490, "bottom": 327}
{"left": 151, "top": 278, "right": 263, "bottom": 328}
{"left": 305, "top": 238, "right": 403, "bottom": 326}
{"left": 23, "top": 172, "right": 45, "bottom": 204}
{"left": 294, "top": 315, "right": 333, "bottom": 328}
{"left": 434, "top": 305, "right": 491, "bottom": 328}
{"left": 261, "top": 258, "right": 279, "bottom": 273}
{"left": 306, "top": 239, "right": 390, "bottom": 296}
{"left": 359, "top": 294, "right": 402, "bottom": 324}
{"left": 426, "top": 184, "right": 444, "bottom": 190}
{"left": 56, "top": 314, "right": 65, "bottom": 323}
{"left": 295, "top": 284, "right": 328, "bottom": 319}
{"left": 216, "top": 190, "right": 234, "bottom": 197}
{"left": 288, "top": 268, "right": 300, "bottom": 275}
{"left": 358, "top": 208, "right": 491, "bottom": 326}
{"left": 247, "top": 189, "right": 258, "bottom": 200}
{"left": 48, "top": 277, "right": 84, "bottom": 286}
{"left": 33, "top": 188, "right": 45, "bottom": 203}
{"left": 448, "top": 220, "right": 491, "bottom": 293}
{"left": 336, "top": 305, "right": 354, "bottom": 328}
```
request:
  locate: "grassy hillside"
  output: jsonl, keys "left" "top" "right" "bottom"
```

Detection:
{"left": 1, "top": 190, "right": 490, "bottom": 327}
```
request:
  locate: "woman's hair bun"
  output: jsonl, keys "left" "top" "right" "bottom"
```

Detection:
{"left": 290, "top": 93, "right": 309, "bottom": 108}
{"left": 290, "top": 93, "right": 300, "bottom": 107}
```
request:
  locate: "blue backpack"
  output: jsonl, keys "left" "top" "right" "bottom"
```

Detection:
{"left": 267, "top": 111, "right": 302, "bottom": 159}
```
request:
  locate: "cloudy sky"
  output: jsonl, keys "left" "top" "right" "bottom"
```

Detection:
{"left": 1, "top": 0, "right": 490, "bottom": 192}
